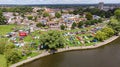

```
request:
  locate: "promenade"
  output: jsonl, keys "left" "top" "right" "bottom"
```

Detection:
{"left": 10, "top": 36, "right": 119, "bottom": 67}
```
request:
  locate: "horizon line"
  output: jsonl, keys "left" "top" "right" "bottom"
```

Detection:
{"left": 0, "top": 2, "right": 120, "bottom": 5}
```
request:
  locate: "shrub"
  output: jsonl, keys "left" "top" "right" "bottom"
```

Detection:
{"left": 4, "top": 49, "right": 22, "bottom": 64}
{"left": 101, "top": 27, "right": 115, "bottom": 37}
{"left": 95, "top": 31, "right": 107, "bottom": 41}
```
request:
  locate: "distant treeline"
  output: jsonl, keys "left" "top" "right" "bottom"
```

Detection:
{"left": 0, "top": 7, "right": 33, "bottom": 13}
{"left": 70, "top": 7, "right": 118, "bottom": 18}
{"left": 0, "top": 4, "right": 120, "bottom": 9}
{"left": 0, "top": 5, "right": 119, "bottom": 18}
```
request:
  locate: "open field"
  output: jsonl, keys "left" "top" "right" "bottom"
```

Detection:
{"left": 0, "top": 25, "right": 15, "bottom": 35}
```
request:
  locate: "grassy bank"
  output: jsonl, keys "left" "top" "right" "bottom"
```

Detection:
{"left": 0, "top": 55, "right": 7, "bottom": 67}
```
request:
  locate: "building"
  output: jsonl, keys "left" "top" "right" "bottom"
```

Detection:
{"left": 98, "top": 2, "right": 104, "bottom": 10}
{"left": 98, "top": 2, "right": 120, "bottom": 11}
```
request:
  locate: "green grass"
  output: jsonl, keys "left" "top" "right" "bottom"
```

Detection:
{"left": 0, "top": 25, "right": 16, "bottom": 35}
{"left": 0, "top": 55, "right": 7, "bottom": 67}
{"left": 20, "top": 52, "right": 40, "bottom": 61}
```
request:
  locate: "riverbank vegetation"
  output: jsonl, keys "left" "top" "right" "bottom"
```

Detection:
{"left": 108, "top": 9, "right": 120, "bottom": 34}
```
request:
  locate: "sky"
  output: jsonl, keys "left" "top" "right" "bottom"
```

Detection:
{"left": 0, "top": 0, "right": 120, "bottom": 4}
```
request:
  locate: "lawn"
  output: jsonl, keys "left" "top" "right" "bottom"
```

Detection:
{"left": 0, "top": 25, "right": 16, "bottom": 35}
{"left": 0, "top": 55, "right": 7, "bottom": 67}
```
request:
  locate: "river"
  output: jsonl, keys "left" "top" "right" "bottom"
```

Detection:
{"left": 20, "top": 37, "right": 120, "bottom": 67}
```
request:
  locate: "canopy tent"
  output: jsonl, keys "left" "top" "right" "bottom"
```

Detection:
{"left": 19, "top": 32, "right": 27, "bottom": 37}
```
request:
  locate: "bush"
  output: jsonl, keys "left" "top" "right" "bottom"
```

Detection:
{"left": 101, "top": 27, "right": 115, "bottom": 37}
{"left": 22, "top": 44, "right": 32, "bottom": 56}
{"left": 95, "top": 27, "right": 115, "bottom": 41}
{"left": 4, "top": 49, "right": 22, "bottom": 64}
{"left": 5, "top": 43, "right": 15, "bottom": 52}
{"left": 95, "top": 31, "right": 107, "bottom": 41}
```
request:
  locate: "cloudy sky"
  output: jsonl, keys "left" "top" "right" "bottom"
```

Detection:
{"left": 0, "top": 0, "right": 120, "bottom": 4}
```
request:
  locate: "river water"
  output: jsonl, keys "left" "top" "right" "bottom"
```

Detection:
{"left": 20, "top": 37, "right": 120, "bottom": 67}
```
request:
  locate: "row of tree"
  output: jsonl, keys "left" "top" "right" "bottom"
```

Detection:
{"left": 0, "top": 7, "right": 33, "bottom": 13}
{"left": 74, "top": 19, "right": 102, "bottom": 29}
{"left": 95, "top": 27, "right": 115, "bottom": 41}
{"left": 70, "top": 7, "right": 117, "bottom": 18}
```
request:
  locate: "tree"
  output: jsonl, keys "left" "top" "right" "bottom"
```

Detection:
{"left": 78, "top": 21, "right": 84, "bottom": 28}
{"left": 85, "top": 20, "right": 91, "bottom": 26}
{"left": 43, "top": 12, "right": 49, "bottom": 17}
{"left": 101, "top": 27, "right": 115, "bottom": 37}
{"left": 37, "top": 9, "right": 44, "bottom": 15}
{"left": 36, "top": 22, "right": 45, "bottom": 28}
{"left": 60, "top": 24, "right": 65, "bottom": 30}
{"left": 95, "top": 31, "right": 107, "bottom": 41}
{"left": 55, "top": 12, "right": 61, "bottom": 18}
{"left": 113, "top": 24, "right": 120, "bottom": 33}
{"left": 98, "top": 18, "right": 102, "bottom": 23}
{"left": 114, "top": 9, "right": 120, "bottom": 20}
{"left": 71, "top": 22, "right": 77, "bottom": 29}
{"left": 4, "top": 49, "right": 22, "bottom": 64}
{"left": 85, "top": 12, "right": 93, "bottom": 20}
{"left": 0, "top": 10, "right": 7, "bottom": 25}
{"left": 71, "top": 7, "right": 84, "bottom": 15}
{"left": 39, "top": 31, "right": 65, "bottom": 50}
{"left": 108, "top": 17, "right": 120, "bottom": 34}
{"left": 27, "top": 16, "right": 33, "bottom": 20}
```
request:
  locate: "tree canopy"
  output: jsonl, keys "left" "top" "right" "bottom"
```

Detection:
{"left": 43, "top": 12, "right": 50, "bottom": 17}
{"left": 114, "top": 9, "right": 120, "bottom": 21}
{"left": 55, "top": 12, "right": 62, "bottom": 18}
{"left": 71, "top": 22, "right": 77, "bottom": 29}
{"left": 0, "top": 10, "right": 7, "bottom": 25}
{"left": 95, "top": 31, "right": 107, "bottom": 41}
{"left": 39, "top": 31, "right": 66, "bottom": 49}
{"left": 60, "top": 24, "right": 65, "bottom": 30}
{"left": 85, "top": 12, "right": 93, "bottom": 20}
{"left": 95, "top": 27, "right": 115, "bottom": 41}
